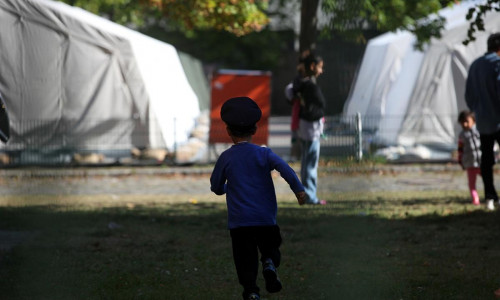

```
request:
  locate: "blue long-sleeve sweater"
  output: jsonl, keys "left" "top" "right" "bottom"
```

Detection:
{"left": 465, "top": 52, "right": 500, "bottom": 135}
{"left": 210, "top": 142, "right": 304, "bottom": 229}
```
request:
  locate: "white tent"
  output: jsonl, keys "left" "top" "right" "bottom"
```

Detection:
{"left": 342, "top": 1, "right": 500, "bottom": 160}
{"left": 0, "top": 0, "right": 200, "bottom": 159}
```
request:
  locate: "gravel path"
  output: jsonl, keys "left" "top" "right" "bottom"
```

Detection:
{"left": 0, "top": 165, "right": 481, "bottom": 252}
{"left": 0, "top": 165, "right": 474, "bottom": 196}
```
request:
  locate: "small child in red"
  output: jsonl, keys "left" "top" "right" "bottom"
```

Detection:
{"left": 457, "top": 110, "right": 481, "bottom": 205}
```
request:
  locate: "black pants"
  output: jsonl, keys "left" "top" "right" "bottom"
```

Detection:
{"left": 230, "top": 225, "right": 282, "bottom": 297}
{"left": 480, "top": 130, "right": 500, "bottom": 200}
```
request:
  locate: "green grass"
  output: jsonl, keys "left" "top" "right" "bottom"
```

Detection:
{"left": 1, "top": 191, "right": 500, "bottom": 299}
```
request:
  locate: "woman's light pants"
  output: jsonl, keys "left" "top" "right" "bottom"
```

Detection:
{"left": 301, "top": 139, "right": 320, "bottom": 204}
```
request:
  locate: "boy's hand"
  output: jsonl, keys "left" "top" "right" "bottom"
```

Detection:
{"left": 296, "top": 191, "right": 306, "bottom": 205}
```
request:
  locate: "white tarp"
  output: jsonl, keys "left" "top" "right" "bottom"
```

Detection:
{"left": 342, "top": 1, "right": 500, "bottom": 159}
{"left": 0, "top": 0, "right": 200, "bottom": 154}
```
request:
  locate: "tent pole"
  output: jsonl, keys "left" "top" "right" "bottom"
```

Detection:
{"left": 355, "top": 112, "right": 363, "bottom": 161}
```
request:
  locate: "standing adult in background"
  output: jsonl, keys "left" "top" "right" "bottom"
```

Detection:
{"left": 465, "top": 32, "right": 500, "bottom": 210}
{"left": 284, "top": 50, "right": 310, "bottom": 162}
{"left": 295, "top": 52, "right": 327, "bottom": 205}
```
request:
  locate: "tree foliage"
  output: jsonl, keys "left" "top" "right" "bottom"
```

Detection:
{"left": 151, "top": 0, "right": 269, "bottom": 36}
{"left": 463, "top": 0, "right": 500, "bottom": 45}
{"left": 59, "top": 0, "right": 269, "bottom": 36}
{"left": 319, "top": 0, "right": 458, "bottom": 50}
{"left": 319, "top": 0, "right": 500, "bottom": 50}
{"left": 59, "top": 0, "right": 156, "bottom": 26}
{"left": 59, "top": 0, "right": 500, "bottom": 51}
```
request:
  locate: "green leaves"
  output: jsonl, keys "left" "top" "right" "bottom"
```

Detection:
{"left": 320, "top": 0, "right": 458, "bottom": 50}
{"left": 57, "top": 0, "right": 500, "bottom": 51}
{"left": 58, "top": 0, "right": 270, "bottom": 36}
{"left": 463, "top": 1, "right": 500, "bottom": 46}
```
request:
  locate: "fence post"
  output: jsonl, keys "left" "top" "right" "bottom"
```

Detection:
{"left": 173, "top": 117, "right": 177, "bottom": 162}
{"left": 355, "top": 112, "right": 363, "bottom": 161}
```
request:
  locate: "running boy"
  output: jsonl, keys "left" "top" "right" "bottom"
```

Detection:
{"left": 210, "top": 96, "right": 306, "bottom": 300}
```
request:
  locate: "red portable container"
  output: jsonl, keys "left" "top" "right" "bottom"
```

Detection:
{"left": 209, "top": 70, "right": 271, "bottom": 145}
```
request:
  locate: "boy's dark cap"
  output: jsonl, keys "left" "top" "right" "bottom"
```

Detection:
{"left": 220, "top": 97, "right": 262, "bottom": 127}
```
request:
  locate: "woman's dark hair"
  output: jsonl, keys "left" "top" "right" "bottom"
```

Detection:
{"left": 302, "top": 52, "right": 323, "bottom": 76}
{"left": 458, "top": 110, "right": 475, "bottom": 123}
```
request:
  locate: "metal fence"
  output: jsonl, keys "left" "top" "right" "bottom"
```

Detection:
{"left": 0, "top": 114, "right": 459, "bottom": 166}
{"left": 266, "top": 113, "right": 459, "bottom": 162}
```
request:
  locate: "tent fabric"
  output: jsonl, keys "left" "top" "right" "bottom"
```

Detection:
{"left": 0, "top": 0, "right": 200, "bottom": 153}
{"left": 178, "top": 52, "right": 210, "bottom": 112}
{"left": 342, "top": 1, "right": 500, "bottom": 157}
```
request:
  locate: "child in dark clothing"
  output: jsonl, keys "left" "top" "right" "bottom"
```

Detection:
{"left": 210, "top": 96, "right": 306, "bottom": 300}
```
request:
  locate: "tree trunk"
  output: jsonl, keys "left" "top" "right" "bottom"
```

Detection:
{"left": 299, "top": 0, "right": 320, "bottom": 53}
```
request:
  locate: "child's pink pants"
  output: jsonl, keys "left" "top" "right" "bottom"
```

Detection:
{"left": 467, "top": 167, "right": 481, "bottom": 204}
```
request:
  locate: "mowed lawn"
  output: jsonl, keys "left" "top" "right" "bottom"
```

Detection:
{"left": 1, "top": 188, "right": 500, "bottom": 299}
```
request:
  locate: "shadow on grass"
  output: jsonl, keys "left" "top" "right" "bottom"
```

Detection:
{"left": 1, "top": 196, "right": 500, "bottom": 300}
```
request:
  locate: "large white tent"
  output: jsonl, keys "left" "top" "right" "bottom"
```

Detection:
{"left": 0, "top": 0, "right": 200, "bottom": 160}
{"left": 342, "top": 1, "right": 500, "bottom": 160}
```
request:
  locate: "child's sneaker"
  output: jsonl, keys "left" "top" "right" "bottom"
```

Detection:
{"left": 262, "top": 258, "right": 282, "bottom": 293}
{"left": 487, "top": 199, "right": 495, "bottom": 210}
{"left": 246, "top": 292, "right": 260, "bottom": 300}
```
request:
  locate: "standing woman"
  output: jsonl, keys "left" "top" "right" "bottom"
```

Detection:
{"left": 295, "top": 53, "right": 327, "bottom": 205}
